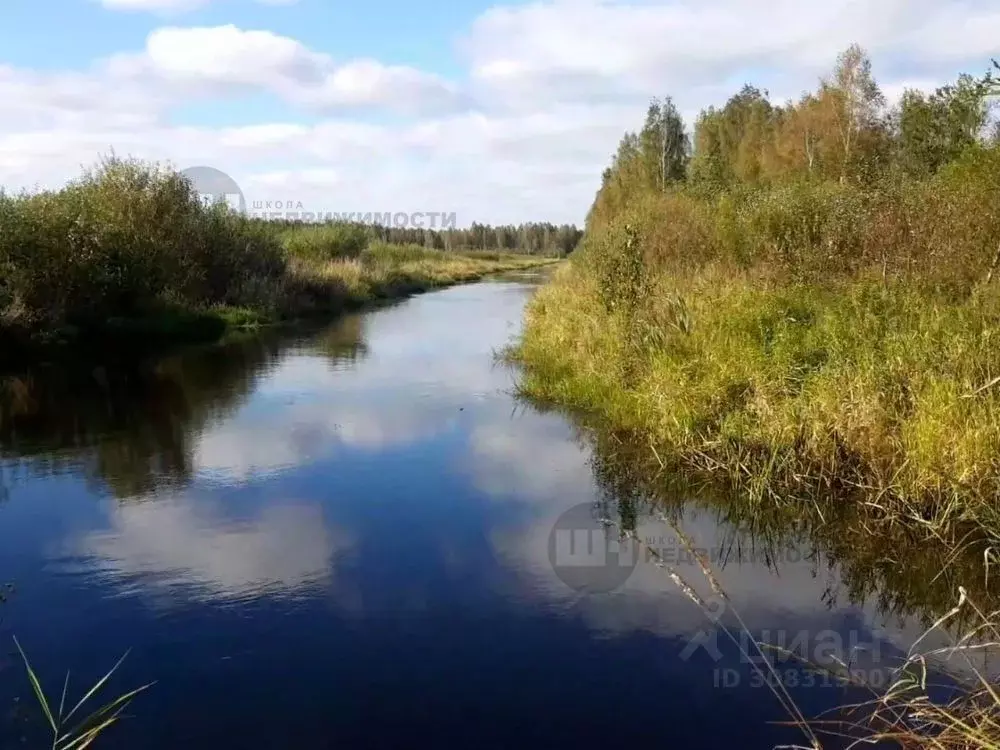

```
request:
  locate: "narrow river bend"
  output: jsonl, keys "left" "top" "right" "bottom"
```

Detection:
{"left": 0, "top": 274, "right": 968, "bottom": 749}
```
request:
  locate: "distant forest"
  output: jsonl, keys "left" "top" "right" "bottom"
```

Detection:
{"left": 268, "top": 220, "right": 584, "bottom": 257}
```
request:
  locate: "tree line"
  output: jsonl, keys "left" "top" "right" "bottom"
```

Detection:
{"left": 365, "top": 221, "right": 582, "bottom": 257}
{"left": 591, "top": 45, "right": 998, "bottom": 226}
{"left": 268, "top": 220, "right": 583, "bottom": 257}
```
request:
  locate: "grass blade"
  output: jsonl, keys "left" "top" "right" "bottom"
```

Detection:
{"left": 57, "top": 713, "right": 123, "bottom": 750}
{"left": 61, "top": 650, "right": 131, "bottom": 725}
{"left": 13, "top": 636, "right": 57, "bottom": 735}
{"left": 58, "top": 671, "right": 70, "bottom": 723}
{"left": 59, "top": 682, "right": 154, "bottom": 745}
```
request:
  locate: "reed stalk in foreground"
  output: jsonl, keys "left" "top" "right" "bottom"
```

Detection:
{"left": 14, "top": 637, "right": 153, "bottom": 750}
{"left": 633, "top": 514, "right": 1000, "bottom": 749}
{"left": 839, "top": 588, "right": 1000, "bottom": 750}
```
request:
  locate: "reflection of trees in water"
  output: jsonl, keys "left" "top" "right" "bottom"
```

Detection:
{"left": 577, "top": 424, "right": 997, "bottom": 630}
{"left": 0, "top": 337, "right": 282, "bottom": 498}
{"left": 315, "top": 313, "right": 368, "bottom": 365}
{"left": 0, "top": 316, "right": 368, "bottom": 500}
{"left": 590, "top": 436, "right": 648, "bottom": 535}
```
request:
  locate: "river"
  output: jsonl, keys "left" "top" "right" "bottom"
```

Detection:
{"left": 0, "top": 273, "right": 984, "bottom": 749}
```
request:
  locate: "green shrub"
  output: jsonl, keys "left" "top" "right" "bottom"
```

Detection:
{"left": 281, "top": 222, "right": 371, "bottom": 261}
{"left": 0, "top": 156, "right": 557, "bottom": 347}
{"left": 0, "top": 156, "right": 286, "bottom": 329}
{"left": 587, "top": 221, "right": 646, "bottom": 317}
{"left": 361, "top": 242, "right": 444, "bottom": 266}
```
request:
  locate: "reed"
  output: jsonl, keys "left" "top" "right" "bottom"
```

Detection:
{"left": 14, "top": 637, "right": 152, "bottom": 749}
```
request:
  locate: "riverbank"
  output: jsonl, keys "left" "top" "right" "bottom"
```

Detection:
{"left": 514, "top": 49, "right": 1000, "bottom": 543}
{"left": 515, "top": 259, "right": 1000, "bottom": 536}
{"left": 0, "top": 157, "right": 559, "bottom": 365}
{"left": 512, "top": 48, "right": 1000, "bottom": 747}
{"left": 0, "top": 250, "right": 557, "bottom": 365}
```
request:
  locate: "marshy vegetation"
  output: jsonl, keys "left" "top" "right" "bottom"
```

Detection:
{"left": 517, "top": 46, "right": 1000, "bottom": 537}
{"left": 0, "top": 157, "right": 563, "bottom": 363}
{"left": 513, "top": 46, "right": 1000, "bottom": 746}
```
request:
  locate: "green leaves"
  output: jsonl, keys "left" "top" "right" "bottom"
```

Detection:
{"left": 13, "top": 636, "right": 153, "bottom": 750}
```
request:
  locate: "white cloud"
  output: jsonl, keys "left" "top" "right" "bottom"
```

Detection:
{"left": 107, "top": 25, "right": 463, "bottom": 115}
{"left": 99, "top": 0, "right": 299, "bottom": 11}
{"left": 0, "top": 64, "right": 168, "bottom": 134}
{"left": 5, "top": 2, "right": 1000, "bottom": 223}
{"left": 143, "top": 25, "right": 327, "bottom": 86}
{"left": 464, "top": 0, "right": 1000, "bottom": 114}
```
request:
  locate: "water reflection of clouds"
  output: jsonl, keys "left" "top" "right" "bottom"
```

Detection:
{"left": 463, "top": 412, "right": 934, "bottom": 655}
{"left": 190, "top": 286, "right": 528, "bottom": 483}
{"left": 68, "top": 274, "right": 986, "bottom": 676}
{"left": 467, "top": 419, "right": 592, "bottom": 503}
{"left": 463, "top": 406, "right": 998, "bottom": 680}
{"left": 97, "top": 281, "right": 975, "bottom": 670}
{"left": 192, "top": 396, "right": 464, "bottom": 481}
{"left": 78, "top": 498, "right": 350, "bottom": 604}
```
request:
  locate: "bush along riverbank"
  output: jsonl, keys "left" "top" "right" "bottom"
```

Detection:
{"left": 513, "top": 48, "right": 1000, "bottom": 744}
{"left": 0, "top": 157, "right": 561, "bottom": 364}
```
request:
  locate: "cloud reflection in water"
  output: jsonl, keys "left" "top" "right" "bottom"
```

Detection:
{"left": 78, "top": 497, "right": 350, "bottom": 604}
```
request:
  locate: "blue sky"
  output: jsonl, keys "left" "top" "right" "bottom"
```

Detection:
{"left": 1, "top": 0, "right": 997, "bottom": 225}
{"left": 1, "top": 0, "right": 480, "bottom": 75}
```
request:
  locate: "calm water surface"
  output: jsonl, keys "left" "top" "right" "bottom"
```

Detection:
{"left": 0, "top": 274, "right": 981, "bottom": 749}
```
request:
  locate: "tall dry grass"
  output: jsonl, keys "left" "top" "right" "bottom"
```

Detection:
{"left": 513, "top": 140, "right": 1000, "bottom": 750}
{"left": 516, "top": 143, "right": 1000, "bottom": 540}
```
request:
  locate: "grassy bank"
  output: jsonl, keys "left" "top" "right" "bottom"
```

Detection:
{"left": 515, "top": 48, "right": 1000, "bottom": 540}
{"left": 0, "top": 157, "right": 557, "bottom": 362}
{"left": 518, "top": 254, "right": 1000, "bottom": 534}
{"left": 279, "top": 240, "right": 557, "bottom": 320}
{"left": 513, "top": 48, "right": 1000, "bottom": 745}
